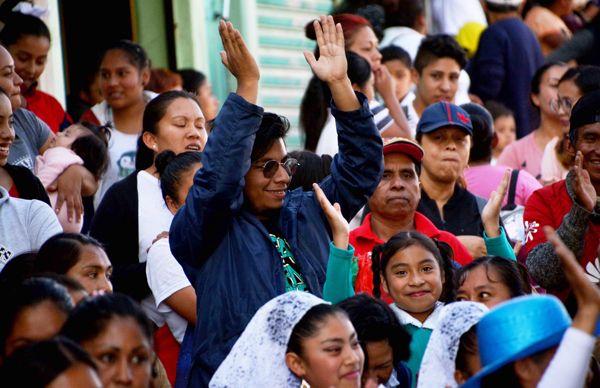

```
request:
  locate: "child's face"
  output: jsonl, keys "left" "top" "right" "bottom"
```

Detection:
{"left": 50, "top": 125, "right": 87, "bottom": 148}
{"left": 287, "top": 313, "right": 364, "bottom": 388}
{"left": 382, "top": 244, "right": 444, "bottom": 323}
{"left": 456, "top": 265, "right": 513, "bottom": 309}
{"left": 493, "top": 115, "right": 516, "bottom": 154}
{"left": 383, "top": 59, "right": 412, "bottom": 101}
{"left": 413, "top": 58, "right": 460, "bottom": 107}
{"left": 99, "top": 49, "right": 149, "bottom": 111}
{"left": 8, "top": 35, "right": 50, "bottom": 89}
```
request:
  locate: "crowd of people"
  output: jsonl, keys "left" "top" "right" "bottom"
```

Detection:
{"left": 2, "top": 0, "right": 600, "bottom": 387}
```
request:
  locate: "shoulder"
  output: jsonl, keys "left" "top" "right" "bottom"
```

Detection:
{"left": 98, "top": 172, "right": 139, "bottom": 207}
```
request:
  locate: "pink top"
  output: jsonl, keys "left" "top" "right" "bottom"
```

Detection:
{"left": 464, "top": 164, "right": 542, "bottom": 207}
{"left": 497, "top": 132, "right": 543, "bottom": 181}
{"left": 35, "top": 147, "right": 84, "bottom": 233}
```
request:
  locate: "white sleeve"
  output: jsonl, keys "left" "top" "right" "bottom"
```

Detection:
{"left": 27, "top": 200, "right": 63, "bottom": 248}
{"left": 146, "top": 238, "right": 191, "bottom": 307}
{"left": 537, "top": 327, "right": 595, "bottom": 388}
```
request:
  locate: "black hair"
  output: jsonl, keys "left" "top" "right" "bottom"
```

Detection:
{"left": 38, "top": 274, "right": 87, "bottom": 296}
{"left": 61, "top": 293, "right": 153, "bottom": 345}
{"left": 559, "top": 65, "right": 600, "bottom": 94}
{"left": 530, "top": 62, "right": 568, "bottom": 111}
{"left": 455, "top": 256, "right": 532, "bottom": 297}
{"left": 287, "top": 150, "right": 332, "bottom": 191}
{"left": 371, "top": 232, "right": 454, "bottom": 302}
{"left": 484, "top": 100, "right": 514, "bottom": 121}
{"left": 414, "top": 34, "right": 467, "bottom": 74}
{"left": 155, "top": 150, "right": 203, "bottom": 205}
{"left": 251, "top": 113, "right": 290, "bottom": 162}
{"left": 455, "top": 325, "right": 479, "bottom": 377}
{"left": 0, "top": 278, "right": 73, "bottom": 357}
{"left": 177, "top": 68, "right": 207, "bottom": 94}
{"left": 136, "top": 90, "right": 201, "bottom": 171}
{"left": 380, "top": 45, "right": 412, "bottom": 69}
{"left": 35, "top": 233, "right": 106, "bottom": 276}
{"left": 0, "top": 252, "right": 38, "bottom": 289}
{"left": 102, "top": 39, "right": 150, "bottom": 71}
{"left": 70, "top": 122, "right": 110, "bottom": 180}
{"left": 383, "top": 0, "right": 425, "bottom": 29}
{"left": 0, "top": 337, "right": 97, "bottom": 387}
{"left": 337, "top": 293, "right": 411, "bottom": 366}
{"left": 481, "top": 347, "right": 555, "bottom": 388}
{"left": 461, "top": 103, "right": 495, "bottom": 163}
{"left": 0, "top": 11, "right": 50, "bottom": 47}
{"left": 287, "top": 304, "right": 348, "bottom": 357}
{"left": 346, "top": 51, "right": 372, "bottom": 89}
{"left": 300, "top": 75, "right": 332, "bottom": 151}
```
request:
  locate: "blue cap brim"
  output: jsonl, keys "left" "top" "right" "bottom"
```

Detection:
{"left": 460, "top": 328, "right": 567, "bottom": 388}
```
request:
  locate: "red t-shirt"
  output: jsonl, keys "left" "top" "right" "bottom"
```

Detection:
{"left": 349, "top": 212, "right": 472, "bottom": 303}
{"left": 25, "top": 89, "right": 72, "bottom": 133}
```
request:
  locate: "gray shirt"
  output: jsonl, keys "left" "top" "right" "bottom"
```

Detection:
{"left": 0, "top": 185, "right": 62, "bottom": 271}
{"left": 8, "top": 108, "right": 53, "bottom": 171}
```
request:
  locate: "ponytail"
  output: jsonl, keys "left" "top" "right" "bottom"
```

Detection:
{"left": 371, "top": 245, "right": 384, "bottom": 299}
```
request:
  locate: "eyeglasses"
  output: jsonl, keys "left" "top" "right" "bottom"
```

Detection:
{"left": 550, "top": 97, "right": 574, "bottom": 114}
{"left": 256, "top": 158, "right": 300, "bottom": 178}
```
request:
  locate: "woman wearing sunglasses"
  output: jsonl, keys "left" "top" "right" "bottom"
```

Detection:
{"left": 168, "top": 17, "right": 383, "bottom": 387}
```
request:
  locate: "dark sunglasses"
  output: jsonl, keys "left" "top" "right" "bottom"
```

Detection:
{"left": 256, "top": 158, "right": 300, "bottom": 178}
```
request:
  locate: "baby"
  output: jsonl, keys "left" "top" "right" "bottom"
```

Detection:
{"left": 35, "top": 122, "right": 109, "bottom": 232}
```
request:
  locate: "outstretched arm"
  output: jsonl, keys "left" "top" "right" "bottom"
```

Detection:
{"left": 170, "top": 20, "right": 263, "bottom": 269}
{"left": 304, "top": 15, "right": 383, "bottom": 221}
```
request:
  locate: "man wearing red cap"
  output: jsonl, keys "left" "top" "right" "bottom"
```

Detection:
{"left": 350, "top": 137, "right": 472, "bottom": 302}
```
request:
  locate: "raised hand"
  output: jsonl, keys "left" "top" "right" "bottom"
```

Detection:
{"left": 545, "top": 226, "right": 600, "bottom": 335}
{"left": 303, "top": 15, "right": 348, "bottom": 85}
{"left": 218, "top": 19, "right": 259, "bottom": 103}
{"left": 573, "top": 151, "right": 596, "bottom": 212}
{"left": 481, "top": 169, "right": 510, "bottom": 238}
{"left": 313, "top": 183, "right": 349, "bottom": 249}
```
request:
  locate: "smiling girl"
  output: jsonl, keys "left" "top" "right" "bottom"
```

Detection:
{"left": 371, "top": 231, "right": 449, "bottom": 386}
{"left": 211, "top": 292, "right": 364, "bottom": 388}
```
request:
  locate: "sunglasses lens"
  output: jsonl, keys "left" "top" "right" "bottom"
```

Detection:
{"left": 284, "top": 159, "right": 299, "bottom": 176}
{"left": 263, "top": 160, "right": 280, "bottom": 178}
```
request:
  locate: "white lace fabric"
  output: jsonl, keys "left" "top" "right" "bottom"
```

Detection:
{"left": 210, "top": 292, "right": 326, "bottom": 387}
{"left": 417, "top": 302, "right": 488, "bottom": 388}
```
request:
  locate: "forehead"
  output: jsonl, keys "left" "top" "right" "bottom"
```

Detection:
{"left": 542, "top": 65, "right": 568, "bottom": 83}
{"left": 461, "top": 265, "right": 501, "bottom": 287}
{"left": 383, "top": 152, "right": 416, "bottom": 169}
{"left": 578, "top": 122, "right": 600, "bottom": 137}
{"left": 163, "top": 97, "right": 204, "bottom": 118}
{"left": 0, "top": 93, "right": 12, "bottom": 112}
{"left": 423, "top": 57, "right": 460, "bottom": 73}
{"left": 425, "top": 126, "right": 469, "bottom": 137}
{"left": 0, "top": 46, "right": 14, "bottom": 67}
{"left": 558, "top": 79, "right": 582, "bottom": 100}
{"left": 384, "top": 59, "right": 410, "bottom": 72}
{"left": 351, "top": 26, "right": 377, "bottom": 43}
{"left": 256, "top": 138, "right": 287, "bottom": 161}
{"left": 100, "top": 49, "right": 138, "bottom": 69}
{"left": 11, "top": 34, "right": 50, "bottom": 51}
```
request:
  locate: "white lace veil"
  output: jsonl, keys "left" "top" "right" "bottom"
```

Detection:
{"left": 210, "top": 291, "right": 326, "bottom": 388}
{"left": 417, "top": 301, "right": 488, "bottom": 388}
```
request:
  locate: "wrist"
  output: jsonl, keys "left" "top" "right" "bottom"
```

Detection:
{"left": 326, "top": 76, "right": 351, "bottom": 89}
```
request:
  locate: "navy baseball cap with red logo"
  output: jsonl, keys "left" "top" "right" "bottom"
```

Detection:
{"left": 416, "top": 101, "right": 473, "bottom": 136}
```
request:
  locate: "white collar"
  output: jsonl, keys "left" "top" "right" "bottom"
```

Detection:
{"left": 389, "top": 302, "right": 444, "bottom": 329}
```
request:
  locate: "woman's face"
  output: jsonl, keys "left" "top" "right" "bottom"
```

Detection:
{"left": 347, "top": 26, "right": 382, "bottom": 71}
{"left": 555, "top": 79, "right": 583, "bottom": 117}
{"left": 532, "top": 65, "right": 569, "bottom": 129}
{"left": 81, "top": 316, "right": 152, "bottom": 388}
{"left": 99, "top": 49, "right": 149, "bottom": 111}
{"left": 65, "top": 245, "right": 113, "bottom": 296}
{"left": 8, "top": 35, "right": 50, "bottom": 90}
{"left": 456, "top": 265, "right": 513, "bottom": 308}
{"left": 4, "top": 301, "right": 67, "bottom": 358}
{"left": 196, "top": 81, "right": 219, "bottom": 121}
{"left": 290, "top": 313, "right": 364, "bottom": 388}
{"left": 0, "top": 92, "right": 14, "bottom": 167}
{"left": 382, "top": 244, "right": 444, "bottom": 323}
{"left": 0, "top": 45, "right": 24, "bottom": 110}
{"left": 147, "top": 97, "right": 207, "bottom": 158}
{"left": 47, "top": 363, "right": 103, "bottom": 388}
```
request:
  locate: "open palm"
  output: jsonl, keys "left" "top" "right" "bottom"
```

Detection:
{"left": 304, "top": 15, "right": 347, "bottom": 84}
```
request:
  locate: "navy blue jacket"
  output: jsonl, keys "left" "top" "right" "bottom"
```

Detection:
{"left": 169, "top": 92, "right": 383, "bottom": 387}
{"left": 467, "top": 18, "right": 543, "bottom": 138}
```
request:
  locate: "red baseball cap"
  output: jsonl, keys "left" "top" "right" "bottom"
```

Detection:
{"left": 383, "top": 137, "right": 424, "bottom": 162}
